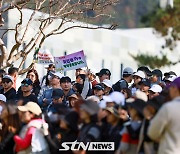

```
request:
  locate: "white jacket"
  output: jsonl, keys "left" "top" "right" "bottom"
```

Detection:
{"left": 17, "top": 119, "right": 50, "bottom": 154}
{"left": 148, "top": 97, "right": 180, "bottom": 154}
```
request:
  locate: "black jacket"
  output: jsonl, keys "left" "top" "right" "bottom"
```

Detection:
{"left": 17, "top": 84, "right": 41, "bottom": 97}
{"left": 0, "top": 132, "right": 15, "bottom": 154}
{"left": 46, "top": 129, "right": 78, "bottom": 154}
{"left": 17, "top": 93, "right": 38, "bottom": 105}
{"left": 0, "top": 88, "right": 16, "bottom": 101}
{"left": 101, "top": 119, "right": 124, "bottom": 154}
{"left": 77, "top": 122, "right": 101, "bottom": 143}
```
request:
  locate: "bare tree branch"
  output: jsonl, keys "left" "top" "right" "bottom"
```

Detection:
{"left": 7, "top": 43, "right": 21, "bottom": 61}
{"left": 18, "top": 61, "right": 35, "bottom": 75}
{"left": 0, "top": 38, "right": 8, "bottom": 67}
{"left": 35, "top": 0, "right": 46, "bottom": 10}
{"left": 0, "top": 0, "right": 119, "bottom": 73}
{"left": 38, "top": 0, "right": 58, "bottom": 12}
{"left": 14, "top": 5, "right": 23, "bottom": 44}
{"left": 1, "top": 28, "right": 16, "bottom": 39}
{"left": 6, "top": 5, "right": 23, "bottom": 65}
{"left": 18, "top": 18, "right": 50, "bottom": 69}
{"left": 47, "top": 17, "right": 65, "bottom": 36}
{"left": 21, "top": 10, "right": 36, "bottom": 42}
{"left": 47, "top": 24, "right": 117, "bottom": 36}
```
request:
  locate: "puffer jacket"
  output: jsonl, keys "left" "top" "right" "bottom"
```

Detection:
{"left": 14, "top": 119, "right": 50, "bottom": 154}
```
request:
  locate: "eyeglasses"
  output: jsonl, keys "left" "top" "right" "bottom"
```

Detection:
{"left": 21, "top": 83, "right": 30, "bottom": 87}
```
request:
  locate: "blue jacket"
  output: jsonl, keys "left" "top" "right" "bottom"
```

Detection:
{"left": 38, "top": 87, "right": 53, "bottom": 111}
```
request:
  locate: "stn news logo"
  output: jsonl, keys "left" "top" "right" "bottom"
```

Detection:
{"left": 59, "top": 141, "right": 114, "bottom": 151}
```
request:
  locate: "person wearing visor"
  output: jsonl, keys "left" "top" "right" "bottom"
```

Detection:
{"left": 0, "top": 75, "right": 16, "bottom": 101}
{"left": 17, "top": 78, "right": 37, "bottom": 105}
{"left": 96, "top": 68, "right": 111, "bottom": 83}
{"left": 93, "top": 83, "right": 105, "bottom": 100}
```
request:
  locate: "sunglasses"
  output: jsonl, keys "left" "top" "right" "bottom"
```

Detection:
{"left": 21, "top": 83, "right": 30, "bottom": 87}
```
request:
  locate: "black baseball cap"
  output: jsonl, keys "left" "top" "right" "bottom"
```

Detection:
{"left": 96, "top": 69, "right": 111, "bottom": 77}
{"left": 60, "top": 76, "right": 71, "bottom": 83}
{"left": 139, "top": 78, "right": 151, "bottom": 87}
{"left": 137, "top": 66, "right": 152, "bottom": 76}
{"left": 45, "top": 64, "right": 55, "bottom": 69}
{"left": 93, "top": 83, "right": 105, "bottom": 91}
{"left": 152, "top": 69, "right": 162, "bottom": 78}
{"left": 21, "top": 78, "right": 33, "bottom": 85}
{"left": 52, "top": 89, "right": 64, "bottom": 99}
{"left": 164, "top": 71, "right": 177, "bottom": 77}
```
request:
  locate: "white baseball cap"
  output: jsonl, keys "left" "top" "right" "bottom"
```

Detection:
{"left": 18, "top": 102, "right": 42, "bottom": 116}
{"left": 149, "top": 84, "right": 162, "bottom": 93}
{"left": 165, "top": 75, "right": 177, "bottom": 82}
{"left": 86, "top": 95, "right": 100, "bottom": 103}
{"left": 0, "top": 94, "right": 6, "bottom": 102}
{"left": 102, "top": 79, "right": 112, "bottom": 88}
{"left": 133, "top": 71, "right": 145, "bottom": 79}
{"left": 51, "top": 72, "right": 63, "bottom": 79}
{"left": 103, "top": 91, "right": 125, "bottom": 106}
{"left": 98, "top": 100, "right": 107, "bottom": 109}
{"left": 134, "top": 90, "right": 148, "bottom": 102}
{"left": 3, "top": 75, "right": 13, "bottom": 83}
